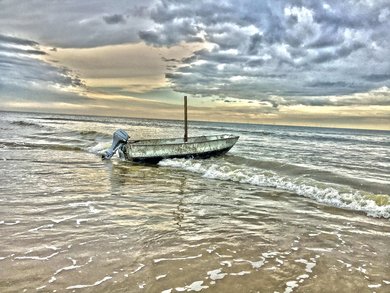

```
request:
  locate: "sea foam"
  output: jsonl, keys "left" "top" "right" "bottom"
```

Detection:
{"left": 159, "top": 159, "right": 390, "bottom": 218}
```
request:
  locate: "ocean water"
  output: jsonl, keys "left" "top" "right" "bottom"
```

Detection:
{"left": 0, "top": 111, "right": 389, "bottom": 292}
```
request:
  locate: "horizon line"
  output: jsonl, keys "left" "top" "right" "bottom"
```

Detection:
{"left": 1, "top": 109, "right": 389, "bottom": 133}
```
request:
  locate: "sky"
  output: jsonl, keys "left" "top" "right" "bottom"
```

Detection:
{"left": 0, "top": 0, "right": 389, "bottom": 130}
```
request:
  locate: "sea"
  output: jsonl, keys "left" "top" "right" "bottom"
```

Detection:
{"left": 0, "top": 110, "right": 389, "bottom": 293}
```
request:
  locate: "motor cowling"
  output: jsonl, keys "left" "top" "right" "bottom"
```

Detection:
{"left": 102, "top": 129, "right": 129, "bottom": 160}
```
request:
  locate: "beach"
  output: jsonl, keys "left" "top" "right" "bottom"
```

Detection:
{"left": 0, "top": 111, "right": 389, "bottom": 292}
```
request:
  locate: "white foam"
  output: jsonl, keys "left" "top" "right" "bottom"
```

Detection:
{"left": 130, "top": 264, "right": 145, "bottom": 274}
{"left": 156, "top": 274, "right": 167, "bottom": 280}
{"left": 28, "top": 224, "right": 54, "bottom": 233}
{"left": 337, "top": 259, "right": 352, "bottom": 268}
{"left": 159, "top": 159, "right": 390, "bottom": 218}
{"left": 69, "top": 201, "right": 94, "bottom": 207}
{"left": 15, "top": 251, "right": 59, "bottom": 261}
{"left": 51, "top": 216, "right": 77, "bottom": 223}
{"left": 206, "top": 247, "right": 215, "bottom": 253}
{"left": 88, "top": 205, "right": 101, "bottom": 214}
{"left": 215, "top": 252, "right": 233, "bottom": 258}
{"left": 262, "top": 251, "right": 279, "bottom": 258}
{"left": 295, "top": 258, "right": 316, "bottom": 273}
{"left": 54, "top": 258, "right": 80, "bottom": 276}
{"left": 234, "top": 257, "right": 266, "bottom": 269}
{"left": 220, "top": 260, "right": 232, "bottom": 267}
{"left": 250, "top": 259, "right": 266, "bottom": 269}
{"left": 284, "top": 280, "right": 299, "bottom": 293}
{"left": 276, "top": 258, "right": 284, "bottom": 265}
{"left": 207, "top": 268, "right": 227, "bottom": 280}
{"left": 356, "top": 266, "right": 367, "bottom": 274}
{"left": 69, "top": 201, "right": 101, "bottom": 214}
{"left": 297, "top": 274, "right": 309, "bottom": 280}
{"left": 154, "top": 254, "right": 203, "bottom": 263}
{"left": 48, "top": 276, "right": 56, "bottom": 283}
{"left": 79, "top": 239, "right": 99, "bottom": 246}
{"left": 306, "top": 248, "right": 333, "bottom": 252}
{"left": 76, "top": 219, "right": 88, "bottom": 225}
{"left": 176, "top": 281, "right": 208, "bottom": 292}
{"left": 66, "top": 276, "right": 112, "bottom": 289}
{"left": 3, "top": 220, "right": 20, "bottom": 225}
{"left": 45, "top": 245, "right": 60, "bottom": 251}
{"left": 138, "top": 282, "right": 146, "bottom": 289}
{"left": 230, "top": 270, "right": 251, "bottom": 276}
{"left": 368, "top": 284, "right": 381, "bottom": 288}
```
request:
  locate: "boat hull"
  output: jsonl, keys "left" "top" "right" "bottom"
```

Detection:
{"left": 122, "top": 135, "right": 238, "bottom": 164}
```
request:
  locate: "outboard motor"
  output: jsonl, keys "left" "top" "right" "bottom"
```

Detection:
{"left": 102, "top": 129, "right": 129, "bottom": 160}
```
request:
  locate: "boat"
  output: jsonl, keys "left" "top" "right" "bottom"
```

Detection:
{"left": 102, "top": 130, "right": 239, "bottom": 164}
{"left": 102, "top": 96, "right": 239, "bottom": 163}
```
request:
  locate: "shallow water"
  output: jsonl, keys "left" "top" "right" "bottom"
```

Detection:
{"left": 0, "top": 111, "right": 389, "bottom": 292}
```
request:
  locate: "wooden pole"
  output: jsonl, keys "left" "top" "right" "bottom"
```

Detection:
{"left": 184, "top": 95, "right": 188, "bottom": 142}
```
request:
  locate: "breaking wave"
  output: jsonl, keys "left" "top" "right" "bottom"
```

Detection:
{"left": 159, "top": 158, "right": 390, "bottom": 219}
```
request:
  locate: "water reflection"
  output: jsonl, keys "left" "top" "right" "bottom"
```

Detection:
{"left": 173, "top": 175, "right": 186, "bottom": 228}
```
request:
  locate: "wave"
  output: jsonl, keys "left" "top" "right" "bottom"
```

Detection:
{"left": 10, "top": 121, "right": 43, "bottom": 128}
{"left": 70, "top": 130, "right": 111, "bottom": 141}
{"left": 225, "top": 156, "right": 390, "bottom": 195}
{"left": 0, "top": 141, "right": 84, "bottom": 152}
{"left": 2, "top": 122, "right": 111, "bottom": 154}
{"left": 189, "top": 127, "right": 390, "bottom": 148}
{"left": 273, "top": 132, "right": 390, "bottom": 147}
{"left": 158, "top": 158, "right": 390, "bottom": 219}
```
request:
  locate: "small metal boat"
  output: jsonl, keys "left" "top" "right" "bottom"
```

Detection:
{"left": 102, "top": 96, "right": 239, "bottom": 163}
{"left": 102, "top": 130, "right": 239, "bottom": 164}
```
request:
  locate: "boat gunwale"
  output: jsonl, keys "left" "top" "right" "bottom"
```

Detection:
{"left": 127, "top": 134, "right": 239, "bottom": 147}
{"left": 129, "top": 145, "right": 234, "bottom": 163}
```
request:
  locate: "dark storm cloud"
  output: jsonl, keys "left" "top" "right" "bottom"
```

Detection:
{"left": 103, "top": 14, "right": 126, "bottom": 25}
{"left": 144, "top": 0, "right": 390, "bottom": 106}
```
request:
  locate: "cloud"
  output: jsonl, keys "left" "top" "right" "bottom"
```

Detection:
{"left": 268, "top": 87, "right": 390, "bottom": 108}
{"left": 362, "top": 74, "right": 390, "bottom": 83}
{"left": 103, "top": 14, "right": 126, "bottom": 25}
{"left": 0, "top": 0, "right": 389, "bottom": 129}
{"left": 0, "top": 44, "right": 47, "bottom": 56}
{"left": 0, "top": 34, "right": 87, "bottom": 106}
{"left": 140, "top": 0, "right": 390, "bottom": 106}
{"left": 0, "top": 0, "right": 157, "bottom": 48}
{"left": 0, "top": 34, "right": 39, "bottom": 46}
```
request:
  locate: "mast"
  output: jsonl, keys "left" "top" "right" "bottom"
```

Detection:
{"left": 184, "top": 95, "right": 188, "bottom": 142}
